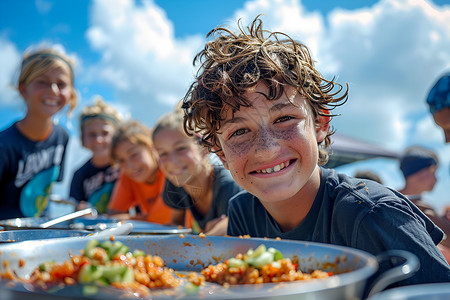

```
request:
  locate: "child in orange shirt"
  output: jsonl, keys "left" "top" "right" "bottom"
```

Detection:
{"left": 107, "top": 120, "right": 174, "bottom": 224}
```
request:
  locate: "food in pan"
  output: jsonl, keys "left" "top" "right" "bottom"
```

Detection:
{"left": 192, "top": 244, "right": 332, "bottom": 286}
{"left": 2, "top": 239, "right": 180, "bottom": 297}
{"left": 1, "top": 239, "right": 332, "bottom": 297}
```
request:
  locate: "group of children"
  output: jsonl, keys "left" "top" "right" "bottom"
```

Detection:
{"left": 1, "top": 15, "right": 449, "bottom": 291}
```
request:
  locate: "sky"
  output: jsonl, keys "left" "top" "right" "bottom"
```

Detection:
{"left": 1, "top": 0, "right": 450, "bottom": 213}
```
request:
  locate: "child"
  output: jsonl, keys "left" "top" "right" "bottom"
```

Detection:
{"left": 69, "top": 97, "right": 122, "bottom": 213}
{"left": 107, "top": 120, "right": 174, "bottom": 224}
{"left": 398, "top": 146, "right": 450, "bottom": 256}
{"left": 426, "top": 72, "right": 450, "bottom": 143}
{"left": 181, "top": 16, "right": 450, "bottom": 288}
{"left": 0, "top": 48, "right": 77, "bottom": 219}
{"left": 152, "top": 109, "right": 243, "bottom": 235}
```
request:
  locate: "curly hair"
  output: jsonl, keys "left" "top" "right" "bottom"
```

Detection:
{"left": 182, "top": 15, "right": 348, "bottom": 165}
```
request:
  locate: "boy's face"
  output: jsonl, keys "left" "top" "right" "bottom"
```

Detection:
{"left": 20, "top": 67, "right": 72, "bottom": 119}
{"left": 114, "top": 140, "right": 158, "bottom": 184}
{"left": 82, "top": 119, "right": 116, "bottom": 159}
{"left": 216, "top": 82, "right": 328, "bottom": 203}
{"left": 433, "top": 107, "right": 450, "bottom": 143}
{"left": 154, "top": 128, "right": 206, "bottom": 187}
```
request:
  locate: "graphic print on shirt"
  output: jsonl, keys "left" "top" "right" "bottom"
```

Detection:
{"left": 17, "top": 145, "right": 64, "bottom": 217}
{"left": 88, "top": 182, "right": 116, "bottom": 213}
{"left": 20, "top": 166, "right": 60, "bottom": 217}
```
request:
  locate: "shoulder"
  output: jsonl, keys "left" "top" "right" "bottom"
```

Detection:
{"left": 0, "top": 123, "right": 22, "bottom": 146}
{"left": 320, "top": 167, "right": 415, "bottom": 218}
{"left": 50, "top": 124, "right": 69, "bottom": 141}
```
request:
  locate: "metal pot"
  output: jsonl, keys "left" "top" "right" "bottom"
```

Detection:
{"left": 367, "top": 283, "right": 450, "bottom": 300}
{"left": 0, "top": 235, "right": 418, "bottom": 300}
{"left": 0, "top": 229, "right": 90, "bottom": 243}
{"left": 0, "top": 217, "right": 191, "bottom": 234}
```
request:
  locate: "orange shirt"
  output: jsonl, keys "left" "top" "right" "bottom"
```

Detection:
{"left": 108, "top": 169, "right": 172, "bottom": 224}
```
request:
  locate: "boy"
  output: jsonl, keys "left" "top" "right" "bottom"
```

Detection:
{"left": 426, "top": 72, "right": 450, "bottom": 143}
{"left": 182, "top": 16, "right": 450, "bottom": 287}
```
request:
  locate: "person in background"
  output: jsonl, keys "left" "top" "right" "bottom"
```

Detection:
{"left": 0, "top": 48, "right": 77, "bottom": 219}
{"left": 353, "top": 170, "right": 383, "bottom": 184}
{"left": 152, "top": 109, "right": 243, "bottom": 235}
{"left": 181, "top": 15, "right": 450, "bottom": 291}
{"left": 107, "top": 120, "right": 175, "bottom": 224}
{"left": 398, "top": 146, "right": 450, "bottom": 261}
{"left": 426, "top": 72, "right": 450, "bottom": 143}
{"left": 69, "top": 97, "right": 122, "bottom": 213}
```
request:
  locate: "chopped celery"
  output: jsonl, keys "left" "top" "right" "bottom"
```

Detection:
{"left": 102, "top": 264, "right": 128, "bottom": 283}
{"left": 268, "top": 247, "right": 283, "bottom": 261}
{"left": 247, "top": 251, "right": 274, "bottom": 268}
{"left": 133, "top": 249, "right": 145, "bottom": 257}
{"left": 246, "top": 244, "right": 266, "bottom": 259}
{"left": 227, "top": 258, "right": 247, "bottom": 268}
{"left": 79, "top": 264, "right": 104, "bottom": 283}
{"left": 122, "top": 267, "right": 134, "bottom": 283}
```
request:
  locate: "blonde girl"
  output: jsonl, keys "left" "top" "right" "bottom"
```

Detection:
{"left": 107, "top": 120, "right": 174, "bottom": 223}
{"left": 0, "top": 48, "right": 77, "bottom": 219}
{"left": 152, "top": 110, "right": 242, "bottom": 235}
{"left": 69, "top": 98, "right": 122, "bottom": 213}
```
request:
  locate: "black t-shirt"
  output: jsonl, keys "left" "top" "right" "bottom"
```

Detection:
{"left": 163, "top": 165, "right": 242, "bottom": 230}
{"left": 69, "top": 159, "right": 120, "bottom": 213}
{"left": 0, "top": 122, "right": 68, "bottom": 219}
{"left": 227, "top": 167, "right": 450, "bottom": 286}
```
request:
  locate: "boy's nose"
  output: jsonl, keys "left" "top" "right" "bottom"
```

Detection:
{"left": 253, "top": 128, "right": 280, "bottom": 158}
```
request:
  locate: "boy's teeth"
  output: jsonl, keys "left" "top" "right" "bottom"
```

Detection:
{"left": 257, "top": 161, "right": 289, "bottom": 174}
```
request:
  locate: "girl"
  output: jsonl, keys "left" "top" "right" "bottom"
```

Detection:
{"left": 107, "top": 120, "right": 174, "bottom": 224}
{"left": 69, "top": 98, "right": 122, "bottom": 213}
{"left": 152, "top": 110, "right": 242, "bottom": 235}
{"left": 0, "top": 48, "right": 77, "bottom": 219}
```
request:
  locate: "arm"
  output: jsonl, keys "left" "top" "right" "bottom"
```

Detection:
{"left": 204, "top": 215, "right": 228, "bottom": 236}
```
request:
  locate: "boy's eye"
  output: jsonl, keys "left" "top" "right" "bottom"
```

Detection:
{"left": 175, "top": 146, "right": 187, "bottom": 152}
{"left": 230, "top": 128, "right": 248, "bottom": 138}
{"left": 275, "top": 115, "right": 294, "bottom": 123}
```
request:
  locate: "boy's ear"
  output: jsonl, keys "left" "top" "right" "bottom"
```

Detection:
{"left": 213, "top": 145, "right": 229, "bottom": 170}
{"left": 315, "top": 109, "right": 330, "bottom": 143}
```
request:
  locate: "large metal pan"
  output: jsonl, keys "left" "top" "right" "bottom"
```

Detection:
{"left": 0, "top": 217, "right": 191, "bottom": 235}
{"left": 367, "top": 283, "right": 450, "bottom": 300}
{"left": 0, "top": 235, "right": 417, "bottom": 300}
{"left": 0, "top": 229, "right": 90, "bottom": 243}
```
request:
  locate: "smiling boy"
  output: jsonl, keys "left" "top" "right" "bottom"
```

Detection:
{"left": 182, "top": 16, "right": 450, "bottom": 287}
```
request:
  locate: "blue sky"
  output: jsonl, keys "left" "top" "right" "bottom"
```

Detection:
{"left": 1, "top": 0, "right": 450, "bottom": 213}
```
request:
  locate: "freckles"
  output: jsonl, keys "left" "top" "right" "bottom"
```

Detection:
{"left": 274, "top": 126, "right": 298, "bottom": 140}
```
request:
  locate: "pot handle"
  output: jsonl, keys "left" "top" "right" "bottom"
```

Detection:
{"left": 366, "top": 250, "right": 420, "bottom": 298}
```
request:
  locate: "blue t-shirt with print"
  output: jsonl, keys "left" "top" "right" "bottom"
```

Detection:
{"left": 69, "top": 159, "right": 120, "bottom": 213}
{"left": 0, "top": 122, "right": 68, "bottom": 219}
{"left": 227, "top": 167, "right": 450, "bottom": 287}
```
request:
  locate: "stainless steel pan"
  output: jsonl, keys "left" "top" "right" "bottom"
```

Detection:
{"left": 0, "top": 235, "right": 417, "bottom": 299}
{"left": 0, "top": 217, "right": 191, "bottom": 235}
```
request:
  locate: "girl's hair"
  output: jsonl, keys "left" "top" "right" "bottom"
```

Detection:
{"left": 110, "top": 120, "right": 154, "bottom": 161}
{"left": 80, "top": 97, "right": 123, "bottom": 139}
{"left": 182, "top": 15, "right": 348, "bottom": 165}
{"left": 18, "top": 48, "right": 78, "bottom": 116}
{"left": 153, "top": 106, "right": 186, "bottom": 140}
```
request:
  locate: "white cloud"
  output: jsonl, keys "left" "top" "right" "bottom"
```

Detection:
{"left": 84, "top": 0, "right": 203, "bottom": 126}
{"left": 0, "top": 38, "right": 21, "bottom": 107}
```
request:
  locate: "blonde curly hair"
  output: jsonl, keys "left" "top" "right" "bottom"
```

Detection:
{"left": 182, "top": 15, "right": 348, "bottom": 165}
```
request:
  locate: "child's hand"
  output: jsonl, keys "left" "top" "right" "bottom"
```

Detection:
{"left": 204, "top": 215, "right": 228, "bottom": 236}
